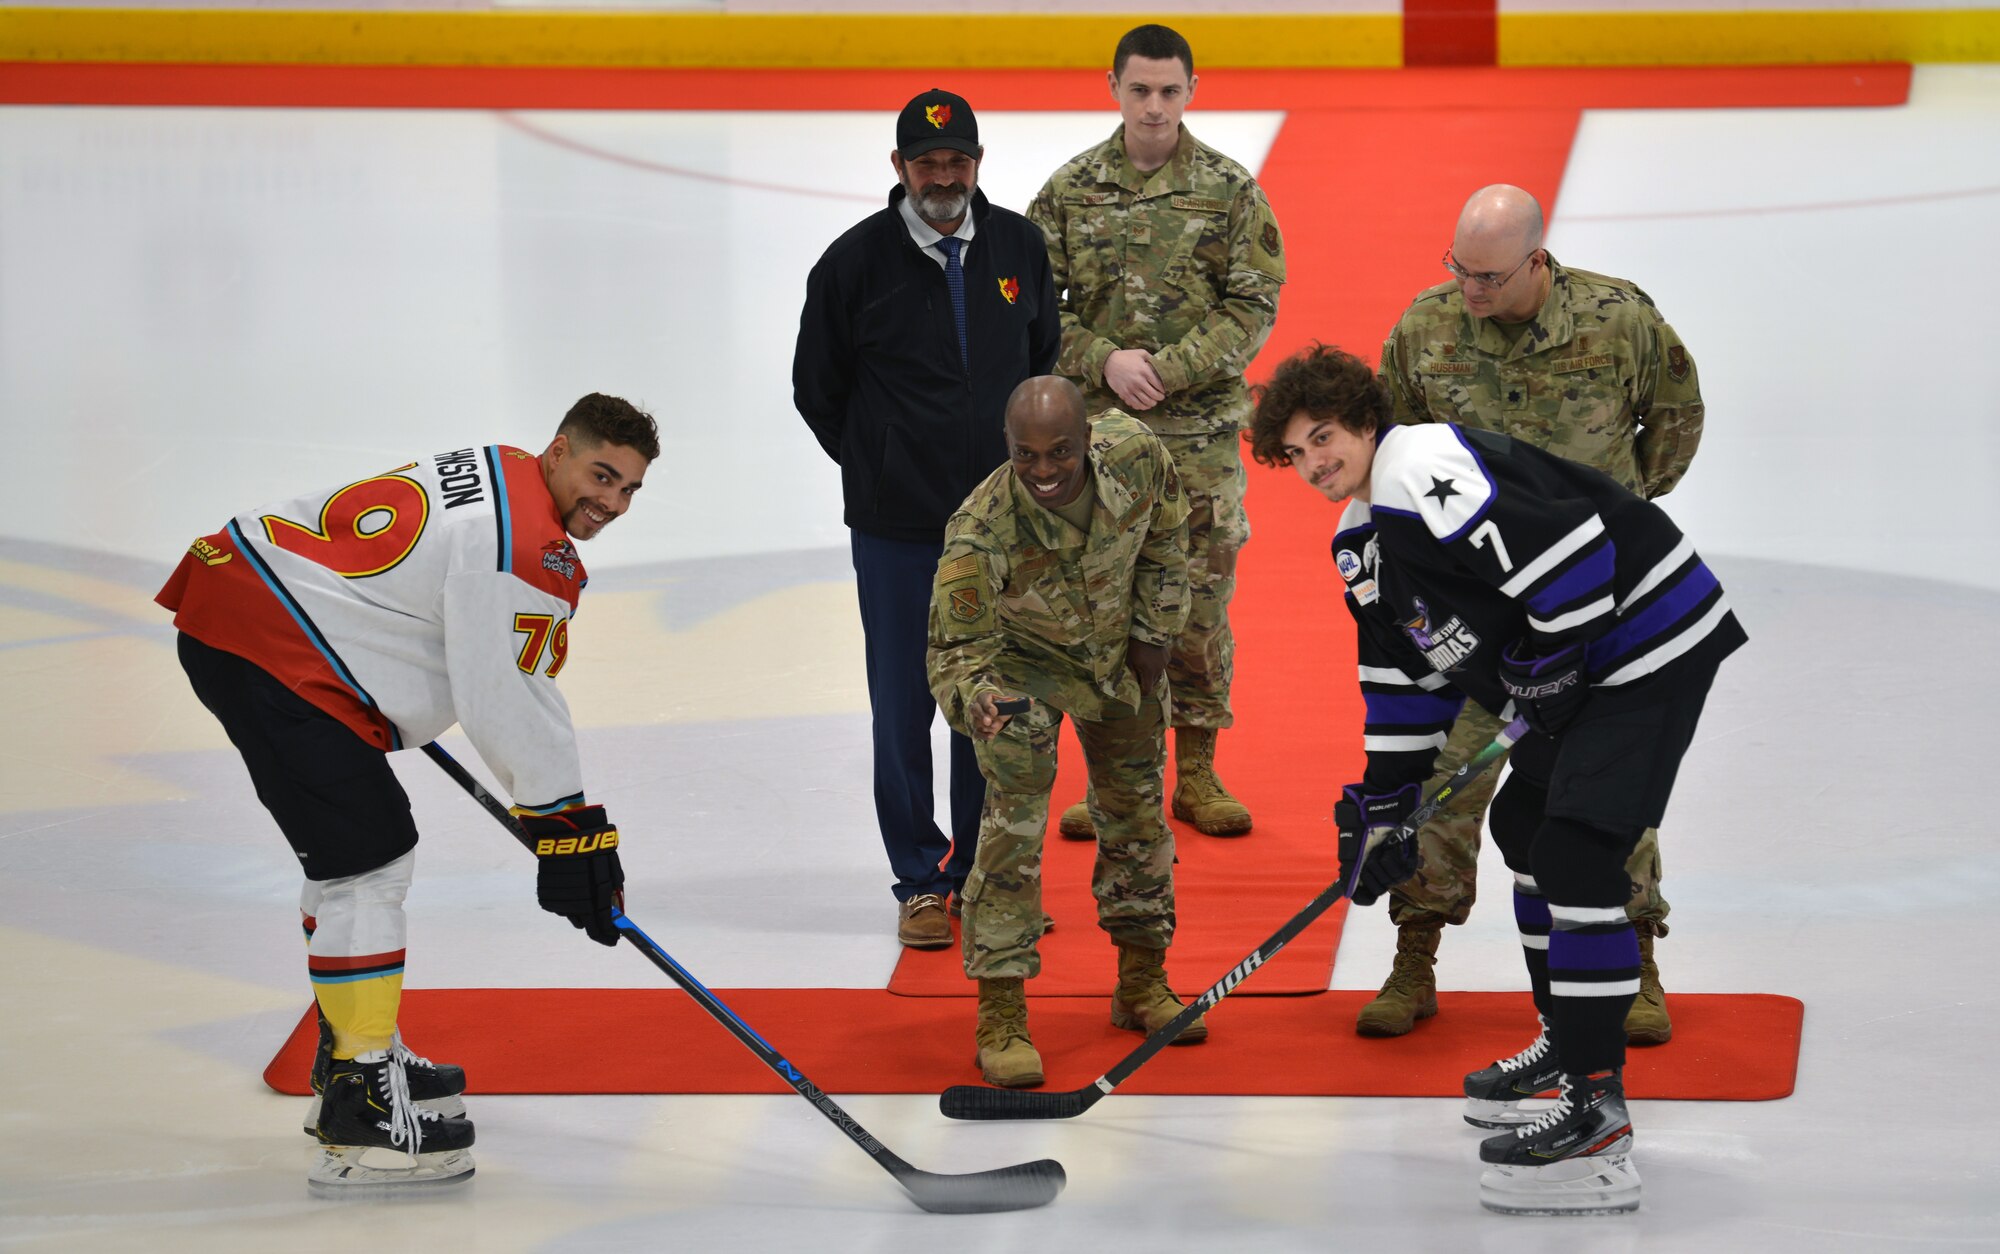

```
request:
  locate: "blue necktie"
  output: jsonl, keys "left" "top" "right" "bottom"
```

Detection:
{"left": 936, "top": 235, "right": 968, "bottom": 370}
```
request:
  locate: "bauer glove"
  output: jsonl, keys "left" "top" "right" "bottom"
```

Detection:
{"left": 1334, "top": 783, "right": 1422, "bottom": 906}
{"left": 522, "top": 806, "right": 625, "bottom": 946}
{"left": 1498, "top": 639, "right": 1588, "bottom": 736}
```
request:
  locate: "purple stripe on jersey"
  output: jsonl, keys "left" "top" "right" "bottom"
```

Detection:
{"left": 1528, "top": 539, "right": 1616, "bottom": 616}
{"left": 1548, "top": 928, "right": 1640, "bottom": 972}
{"left": 1438, "top": 425, "right": 1500, "bottom": 544}
{"left": 1513, "top": 887, "right": 1552, "bottom": 930}
{"left": 1586, "top": 561, "right": 1719, "bottom": 672}
{"left": 1363, "top": 690, "right": 1466, "bottom": 726}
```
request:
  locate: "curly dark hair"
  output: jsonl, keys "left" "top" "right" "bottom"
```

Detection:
{"left": 559, "top": 393, "right": 660, "bottom": 462}
{"left": 1247, "top": 343, "right": 1388, "bottom": 468}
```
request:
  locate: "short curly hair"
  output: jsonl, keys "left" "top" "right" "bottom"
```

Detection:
{"left": 1247, "top": 343, "right": 1388, "bottom": 468}
{"left": 559, "top": 393, "right": 660, "bottom": 462}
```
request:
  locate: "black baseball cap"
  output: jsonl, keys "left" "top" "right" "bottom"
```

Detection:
{"left": 896, "top": 89, "right": 980, "bottom": 159}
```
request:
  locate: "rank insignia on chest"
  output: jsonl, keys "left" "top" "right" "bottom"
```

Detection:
{"left": 997, "top": 276, "right": 1019, "bottom": 304}
{"left": 949, "top": 586, "right": 983, "bottom": 622}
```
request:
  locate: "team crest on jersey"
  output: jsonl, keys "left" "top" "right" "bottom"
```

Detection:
{"left": 541, "top": 539, "right": 579, "bottom": 581}
{"left": 1400, "top": 596, "right": 1481, "bottom": 673}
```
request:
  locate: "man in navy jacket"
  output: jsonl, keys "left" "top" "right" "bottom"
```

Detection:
{"left": 794, "top": 89, "right": 1060, "bottom": 948}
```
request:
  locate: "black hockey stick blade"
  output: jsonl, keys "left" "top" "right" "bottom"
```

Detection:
{"left": 890, "top": 1158, "right": 1067, "bottom": 1214}
{"left": 938, "top": 717, "right": 1529, "bottom": 1122}
{"left": 421, "top": 741, "right": 1065, "bottom": 1213}
{"left": 939, "top": 1079, "right": 1100, "bottom": 1122}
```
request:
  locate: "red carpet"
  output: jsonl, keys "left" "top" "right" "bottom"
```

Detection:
{"left": 891, "top": 92, "right": 1590, "bottom": 1001}
{"left": 265, "top": 988, "right": 1801, "bottom": 1099}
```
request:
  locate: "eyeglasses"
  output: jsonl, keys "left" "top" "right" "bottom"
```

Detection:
{"left": 1442, "top": 248, "right": 1536, "bottom": 289}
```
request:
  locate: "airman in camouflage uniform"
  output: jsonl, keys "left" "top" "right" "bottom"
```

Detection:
{"left": 1362, "top": 184, "right": 1705, "bottom": 1044}
{"left": 927, "top": 378, "right": 1206, "bottom": 1088}
{"left": 1027, "top": 23, "right": 1285, "bottom": 840}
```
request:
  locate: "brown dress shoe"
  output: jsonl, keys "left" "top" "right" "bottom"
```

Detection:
{"left": 897, "top": 893, "right": 952, "bottom": 949}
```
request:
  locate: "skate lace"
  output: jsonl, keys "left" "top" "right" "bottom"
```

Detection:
{"left": 1492, "top": 1018, "right": 1551, "bottom": 1073}
{"left": 1514, "top": 1078, "right": 1577, "bottom": 1138}
{"left": 391, "top": 1028, "right": 436, "bottom": 1070}
{"left": 373, "top": 1056, "right": 426, "bottom": 1154}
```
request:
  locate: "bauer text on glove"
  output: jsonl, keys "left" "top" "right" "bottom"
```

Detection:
{"left": 1498, "top": 640, "right": 1588, "bottom": 735}
{"left": 523, "top": 806, "right": 625, "bottom": 946}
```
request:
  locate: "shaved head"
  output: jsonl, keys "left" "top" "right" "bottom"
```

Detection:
{"left": 1004, "top": 376, "right": 1092, "bottom": 509}
{"left": 1004, "top": 375, "right": 1089, "bottom": 444}
{"left": 1455, "top": 184, "right": 1545, "bottom": 256}
{"left": 1449, "top": 184, "right": 1550, "bottom": 322}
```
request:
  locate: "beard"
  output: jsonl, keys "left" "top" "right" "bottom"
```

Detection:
{"left": 912, "top": 184, "right": 970, "bottom": 225}
{"left": 564, "top": 503, "right": 608, "bottom": 538}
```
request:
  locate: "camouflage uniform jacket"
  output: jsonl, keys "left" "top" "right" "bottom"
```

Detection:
{"left": 1379, "top": 255, "right": 1705, "bottom": 498}
{"left": 928, "top": 410, "right": 1191, "bottom": 729}
{"left": 1027, "top": 125, "right": 1286, "bottom": 436}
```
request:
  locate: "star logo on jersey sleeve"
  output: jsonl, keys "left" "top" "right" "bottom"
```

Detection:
{"left": 1424, "top": 476, "right": 1460, "bottom": 506}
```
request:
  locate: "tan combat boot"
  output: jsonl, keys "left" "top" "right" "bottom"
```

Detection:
{"left": 1056, "top": 800, "right": 1095, "bottom": 841}
{"left": 1109, "top": 945, "right": 1208, "bottom": 1043}
{"left": 1355, "top": 922, "right": 1442, "bottom": 1036}
{"left": 1171, "top": 727, "right": 1252, "bottom": 836}
{"left": 1624, "top": 919, "right": 1672, "bottom": 1045}
{"left": 974, "top": 978, "right": 1045, "bottom": 1088}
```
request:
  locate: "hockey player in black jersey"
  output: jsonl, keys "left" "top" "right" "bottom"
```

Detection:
{"left": 1248, "top": 344, "right": 1744, "bottom": 1216}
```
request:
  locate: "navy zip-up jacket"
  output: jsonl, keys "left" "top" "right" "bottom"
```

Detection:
{"left": 793, "top": 186, "right": 1060, "bottom": 543}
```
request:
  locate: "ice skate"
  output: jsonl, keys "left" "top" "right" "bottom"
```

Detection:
{"left": 309, "top": 1050, "right": 476, "bottom": 1194}
{"left": 1462, "top": 1015, "right": 1563, "bottom": 1128}
{"left": 304, "top": 1019, "right": 467, "bottom": 1135}
{"left": 1477, "top": 1071, "right": 1640, "bottom": 1216}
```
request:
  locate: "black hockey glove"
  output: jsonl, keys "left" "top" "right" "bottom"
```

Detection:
{"left": 1498, "top": 640, "right": 1588, "bottom": 736}
{"left": 1334, "top": 783, "right": 1422, "bottom": 906}
{"left": 522, "top": 806, "right": 625, "bottom": 947}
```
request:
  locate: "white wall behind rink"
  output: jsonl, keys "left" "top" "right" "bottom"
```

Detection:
{"left": 0, "top": 107, "right": 1280, "bottom": 573}
{"left": 4, "top": 79, "right": 1995, "bottom": 593}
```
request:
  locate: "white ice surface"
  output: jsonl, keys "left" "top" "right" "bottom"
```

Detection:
{"left": 3, "top": 69, "right": 1998, "bottom": 1253}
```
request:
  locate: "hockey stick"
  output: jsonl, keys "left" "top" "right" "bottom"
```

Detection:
{"left": 938, "top": 716, "right": 1529, "bottom": 1121}
{"left": 420, "top": 741, "right": 1065, "bottom": 1214}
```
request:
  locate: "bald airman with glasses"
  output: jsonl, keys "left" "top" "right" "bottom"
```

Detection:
{"left": 1365, "top": 183, "right": 1706, "bottom": 1047}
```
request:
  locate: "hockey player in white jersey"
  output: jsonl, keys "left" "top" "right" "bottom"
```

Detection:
{"left": 158, "top": 393, "right": 659, "bottom": 1191}
{"left": 1247, "top": 346, "right": 1743, "bottom": 1215}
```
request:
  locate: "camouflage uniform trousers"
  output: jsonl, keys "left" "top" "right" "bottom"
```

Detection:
{"left": 1387, "top": 703, "right": 1669, "bottom": 929}
{"left": 961, "top": 690, "right": 1178, "bottom": 979}
{"left": 1158, "top": 429, "right": 1247, "bottom": 730}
